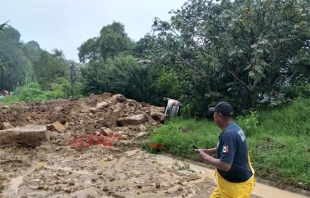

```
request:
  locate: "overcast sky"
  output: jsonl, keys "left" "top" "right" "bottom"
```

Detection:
{"left": 0, "top": 0, "right": 186, "bottom": 62}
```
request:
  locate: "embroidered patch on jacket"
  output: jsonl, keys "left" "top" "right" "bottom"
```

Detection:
{"left": 222, "top": 146, "right": 229, "bottom": 153}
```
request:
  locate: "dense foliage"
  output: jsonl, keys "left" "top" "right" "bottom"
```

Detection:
{"left": 149, "top": 0, "right": 310, "bottom": 116}
{"left": 78, "top": 22, "right": 164, "bottom": 105}
{"left": 0, "top": 24, "right": 82, "bottom": 99}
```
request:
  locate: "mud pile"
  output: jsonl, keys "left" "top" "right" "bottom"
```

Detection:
{"left": 0, "top": 93, "right": 166, "bottom": 132}
{"left": 1, "top": 93, "right": 219, "bottom": 198}
{"left": 0, "top": 93, "right": 166, "bottom": 149}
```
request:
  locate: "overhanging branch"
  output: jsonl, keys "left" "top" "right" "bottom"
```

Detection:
{"left": 226, "top": 69, "right": 251, "bottom": 92}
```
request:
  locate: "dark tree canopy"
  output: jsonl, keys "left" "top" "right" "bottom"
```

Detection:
{"left": 149, "top": 0, "right": 310, "bottom": 115}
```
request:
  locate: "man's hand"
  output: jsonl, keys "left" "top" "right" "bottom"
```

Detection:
{"left": 196, "top": 150, "right": 232, "bottom": 172}
{"left": 195, "top": 149, "right": 213, "bottom": 155}
{"left": 196, "top": 150, "right": 209, "bottom": 161}
{"left": 202, "top": 149, "right": 212, "bottom": 155}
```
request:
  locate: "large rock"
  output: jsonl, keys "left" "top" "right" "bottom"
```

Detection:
{"left": 1, "top": 105, "right": 9, "bottom": 110}
{"left": 47, "top": 121, "right": 66, "bottom": 133}
{"left": 96, "top": 101, "right": 108, "bottom": 109}
{"left": 0, "top": 125, "right": 47, "bottom": 148}
{"left": 151, "top": 111, "right": 167, "bottom": 123}
{"left": 110, "top": 94, "right": 127, "bottom": 104}
{"left": 89, "top": 101, "right": 109, "bottom": 113}
{"left": 135, "top": 132, "right": 148, "bottom": 139}
{"left": 1, "top": 122, "right": 13, "bottom": 129}
{"left": 117, "top": 114, "right": 148, "bottom": 126}
{"left": 152, "top": 106, "right": 165, "bottom": 113}
{"left": 54, "top": 106, "right": 64, "bottom": 112}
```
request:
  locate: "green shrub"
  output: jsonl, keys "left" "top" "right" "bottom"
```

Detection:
{"left": 14, "top": 83, "right": 44, "bottom": 102}
{"left": 50, "top": 77, "right": 83, "bottom": 98}
{"left": 3, "top": 78, "right": 84, "bottom": 104}
{"left": 50, "top": 77, "right": 70, "bottom": 99}
{"left": 236, "top": 111, "right": 259, "bottom": 137}
{"left": 0, "top": 95, "right": 20, "bottom": 104}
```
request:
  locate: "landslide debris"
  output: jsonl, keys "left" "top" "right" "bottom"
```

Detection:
{"left": 2, "top": 93, "right": 206, "bottom": 198}
{"left": 0, "top": 93, "right": 167, "bottom": 149}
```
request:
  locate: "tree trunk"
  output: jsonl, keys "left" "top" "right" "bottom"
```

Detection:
{"left": 250, "top": 91, "right": 255, "bottom": 110}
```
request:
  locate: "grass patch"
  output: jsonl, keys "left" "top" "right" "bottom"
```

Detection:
{"left": 141, "top": 117, "right": 219, "bottom": 161}
{"left": 248, "top": 134, "right": 309, "bottom": 189}
{"left": 0, "top": 95, "right": 20, "bottom": 104}
{"left": 144, "top": 97, "right": 310, "bottom": 190}
{"left": 0, "top": 82, "right": 84, "bottom": 105}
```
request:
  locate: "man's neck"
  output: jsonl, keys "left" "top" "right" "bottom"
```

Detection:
{"left": 219, "top": 120, "right": 233, "bottom": 131}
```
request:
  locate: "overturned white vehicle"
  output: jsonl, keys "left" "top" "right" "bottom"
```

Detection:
{"left": 163, "top": 97, "right": 183, "bottom": 117}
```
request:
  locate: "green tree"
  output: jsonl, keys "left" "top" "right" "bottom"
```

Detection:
{"left": 78, "top": 22, "right": 165, "bottom": 102}
{"left": 99, "top": 22, "right": 134, "bottom": 60}
{"left": 150, "top": 0, "right": 310, "bottom": 115}
{"left": 0, "top": 21, "right": 8, "bottom": 41}
{"left": 78, "top": 37, "right": 99, "bottom": 63}
{"left": 78, "top": 22, "right": 135, "bottom": 63}
{"left": 33, "top": 50, "right": 70, "bottom": 90}
{"left": 22, "top": 41, "right": 42, "bottom": 62}
{"left": 0, "top": 24, "right": 82, "bottom": 98}
{"left": 0, "top": 21, "right": 8, "bottom": 70}
{"left": 81, "top": 54, "right": 158, "bottom": 102}
{"left": 0, "top": 26, "right": 35, "bottom": 90}
{"left": 132, "top": 34, "right": 154, "bottom": 58}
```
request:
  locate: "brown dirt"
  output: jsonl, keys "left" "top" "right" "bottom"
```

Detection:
{"left": 0, "top": 93, "right": 217, "bottom": 198}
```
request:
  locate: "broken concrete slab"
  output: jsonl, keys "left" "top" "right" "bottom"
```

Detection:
{"left": 0, "top": 125, "right": 47, "bottom": 148}
{"left": 117, "top": 114, "right": 148, "bottom": 126}
{"left": 47, "top": 121, "right": 66, "bottom": 133}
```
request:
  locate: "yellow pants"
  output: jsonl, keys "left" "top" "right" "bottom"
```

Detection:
{"left": 209, "top": 170, "right": 255, "bottom": 198}
{"left": 210, "top": 155, "right": 255, "bottom": 198}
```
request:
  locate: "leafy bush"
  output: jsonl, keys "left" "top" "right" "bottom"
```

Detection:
{"left": 0, "top": 95, "right": 20, "bottom": 104}
{"left": 236, "top": 111, "right": 259, "bottom": 137}
{"left": 50, "top": 77, "right": 71, "bottom": 98}
{"left": 14, "top": 83, "right": 45, "bottom": 102}
{"left": 1, "top": 79, "right": 84, "bottom": 104}
{"left": 281, "top": 84, "right": 310, "bottom": 100}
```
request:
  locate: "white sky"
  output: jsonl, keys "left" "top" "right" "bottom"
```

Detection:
{"left": 0, "top": 0, "right": 186, "bottom": 62}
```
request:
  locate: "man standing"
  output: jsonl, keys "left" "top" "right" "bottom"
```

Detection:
{"left": 196, "top": 101, "right": 255, "bottom": 198}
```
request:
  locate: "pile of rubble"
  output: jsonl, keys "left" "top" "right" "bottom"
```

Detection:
{"left": 0, "top": 93, "right": 221, "bottom": 198}
{"left": 0, "top": 93, "right": 167, "bottom": 149}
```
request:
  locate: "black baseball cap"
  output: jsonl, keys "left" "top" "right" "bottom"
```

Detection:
{"left": 208, "top": 102, "right": 233, "bottom": 117}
